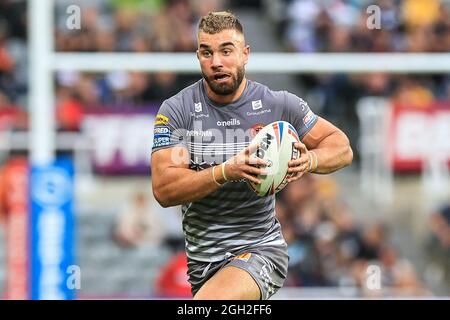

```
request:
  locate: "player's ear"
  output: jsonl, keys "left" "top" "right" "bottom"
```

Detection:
{"left": 243, "top": 44, "right": 250, "bottom": 65}
{"left": 196, "top": 49, "right": 200, "bottom": 60}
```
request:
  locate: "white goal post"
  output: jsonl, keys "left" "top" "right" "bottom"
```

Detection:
{"left": 53, "top": 52, "right": 450, "bottom": 73}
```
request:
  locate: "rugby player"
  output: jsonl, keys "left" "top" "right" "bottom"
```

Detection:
{"left": 151, "top": 11, "right": 353, "bottom": 300}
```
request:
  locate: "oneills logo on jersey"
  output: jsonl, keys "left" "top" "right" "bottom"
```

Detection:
{"left": 155, "top": 114, "right": 169, "bottom": 125}
{"left": 194, "top": 102, "right": 202, "bottom": 112}
{"left": 217, "top": 118, "right": 241, "bottom": 126}
{"left": 233, "top": 253, "right": 252, "bottom": 262}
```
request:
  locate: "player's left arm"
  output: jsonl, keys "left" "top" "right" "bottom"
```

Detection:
{"left": 287, "top": 117, "right": 353, "bottom": 181}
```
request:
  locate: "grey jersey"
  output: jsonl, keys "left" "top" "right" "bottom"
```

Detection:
{"left": 151, "top": 79, "right": 318, "bottom": 262}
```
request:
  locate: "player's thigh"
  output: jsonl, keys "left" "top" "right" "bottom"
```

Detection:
{"left": 193, "top": 266, "right": 260, "bottom": 300}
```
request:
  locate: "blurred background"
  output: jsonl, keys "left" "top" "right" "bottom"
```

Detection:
{"left": 0, "top": 0, "right": 449, "bottom": 299}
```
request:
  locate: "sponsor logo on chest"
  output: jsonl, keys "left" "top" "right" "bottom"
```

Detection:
{"left": 252, "top": 99, "right": 262, "bottom": 110}
{"left": 217, "top": 118, "right": 241, "bottom": 126}
{"left": 194, "top": 102, "right": 202, "bottom": 112}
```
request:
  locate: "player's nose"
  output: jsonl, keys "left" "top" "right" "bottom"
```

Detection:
{"left": 211, "top": 54, "right": 223, "bottom": 69}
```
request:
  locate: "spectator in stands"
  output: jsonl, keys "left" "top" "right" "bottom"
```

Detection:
{"left": 392, "top": 77, "right": 435, "bottom": 109}
{"left": 2, "top": 0, "right": 450, "bottom": 130}
{"left": 154, "top": 251, "right": 192, "bottom": 298}
{"left": 357, "top": 222, "right": 388, "bottom": 260}
{"left": 56, "top": 87, "right": 84, "bottom": 131}
{"left": 390, "top": 260, "right": 431, "bottom": 296}
{"left": 0, "top": 90, "right": 28, "bottom": 130}
{"left": 281, "top": 0, "right": 450, "bottom": 144}
{"left": 113, "top": 191, "right": 166, "bottom": 248}
{"left": 277, "top": 173, "right": 429, "bottom": 296}
{"left": 426, "top": 204, "right": 450, "bottom": 288}
{"left": 402, "top": 0, "right": 441, "bottom": 30}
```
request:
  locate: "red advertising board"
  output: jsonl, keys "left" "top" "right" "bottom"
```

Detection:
{"left": 389, "top": 103, "right": 450, "bottom": 172}
{"left": 1, "top": 157, "right": 29, "bottom": 299}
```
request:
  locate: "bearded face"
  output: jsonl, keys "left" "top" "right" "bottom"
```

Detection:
{"left": 197, "top": 29, "right": 249, "bottom": 99}
{"left": 202, "top": 64, "right": 245, "bottom": 96}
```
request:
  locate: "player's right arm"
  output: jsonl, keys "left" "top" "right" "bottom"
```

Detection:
{"left": 151, "top": 99, "right": 267, "bottom": 207}
{"left": 151, "top": 144, "right": 267, "bottom": 207}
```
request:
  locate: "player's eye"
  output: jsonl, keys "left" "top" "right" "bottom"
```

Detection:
{"left": 202, "top": 51, "right": 212, "bottom": 58}
{"left": 222, "top": 49, "right": 232, "bottom": 55}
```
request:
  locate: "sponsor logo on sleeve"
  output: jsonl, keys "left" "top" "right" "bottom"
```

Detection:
{"left": 155, "top": 114, "right": 169, "bottom": 125}
{"left": 153, "top": 124, "right": 172, "bottom": 148}
{"left": 303, "top": 110, "right": 317, "bottom": 128}
{"left": 153, "top": 135, "right": 171, "bottom": 148}
{"left": 154, "top": 126, "right": 171, "bottom": 135}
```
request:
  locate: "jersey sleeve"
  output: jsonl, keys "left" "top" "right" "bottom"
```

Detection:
{"left": 283, "top": 91, "right": 318, "bottom": 140}
{"left": 151, "top": 100, "right": 188, "bottom": 154}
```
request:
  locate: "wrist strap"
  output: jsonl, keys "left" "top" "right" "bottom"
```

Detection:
{"left": 212, "top": 166, "right": 223, "bottom": 186}
{"left": 307, "top": 152, "right": 313, "bottom": 172}
{"left": 309, "top": 150, "right": 318, "bottom": 172}
{"left": 221, "top": 163, "right": 228, "bottom": 181}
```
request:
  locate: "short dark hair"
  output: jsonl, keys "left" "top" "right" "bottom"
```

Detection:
{"left": 198, "top": 11, "right": 243, "bottom": 35}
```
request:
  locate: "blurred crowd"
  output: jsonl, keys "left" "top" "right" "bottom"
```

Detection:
{"left": 1, "top": 0, "right": 449, "bottom": 297}
{"left": 426, "top": 203, "right": 450, "bottom": 290}
{"left": 112, "top": 190, "right": 184, "bottom": 251}
{"left": 0, "top": 0, "right": 28, "bottom": 131}
{"left": 0, "top": 0, "right": 449, "bottom": 132}
{"left": 1, "top": 0, "right": 228, "bottom": 131}
{"left": 277, "top": 175, "right": 431, "bottom": 296}
{"left": 282, "top": 0, "right": 450, "bottom": 53}
{"left": 53, "top": 0, "right": 227, "bottom": 129}
{"left": 276, "top": 0, "right": 450, "bottom": 146}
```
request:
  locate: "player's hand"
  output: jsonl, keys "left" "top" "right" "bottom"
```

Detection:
{"left": 223, "top": 142, "right": 269, "bottom": 185}
{"left": 287, "top": 142, "right": 313, "bottom": 183}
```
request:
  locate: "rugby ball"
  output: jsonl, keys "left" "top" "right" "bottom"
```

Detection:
{"left": 247, "top": 121, "right": 300, "bottom": 196}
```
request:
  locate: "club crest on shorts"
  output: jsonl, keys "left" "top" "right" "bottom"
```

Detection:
{"left": 233, "top": 253, "right": 252, "bottom": 262}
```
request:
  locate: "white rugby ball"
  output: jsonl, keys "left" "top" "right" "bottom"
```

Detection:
{"left": 247, "top": 121, "right": 300, "bottom": 196}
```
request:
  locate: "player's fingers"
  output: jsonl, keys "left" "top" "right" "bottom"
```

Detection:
{"left": 242, "top": 172, "right": 262, "bottom": 185}
{"left": 287, "top": 162, "right": 309, "bottom": 174}
{"left": 244, "top": 164, "right": 268, "bottom": 176}
{"left": 227, "top": 154, "right": 247, "bottom": 165}
{"left": 247, "top": 155, "right": 268, "bottom": 167}
{"left": 287, "top": 172, "right": 299, "bottom": 181}
{"left": 294, "top": 142, "right": 308, "bottom": 154}
{"left": 243, "top": 142, "right": 260, "bottom": 156}
{"left": 288, "top": 155, "right": 309, "bottom": 167}
{"left": 287, "top": 171, "right": 305, "bottom": 183}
